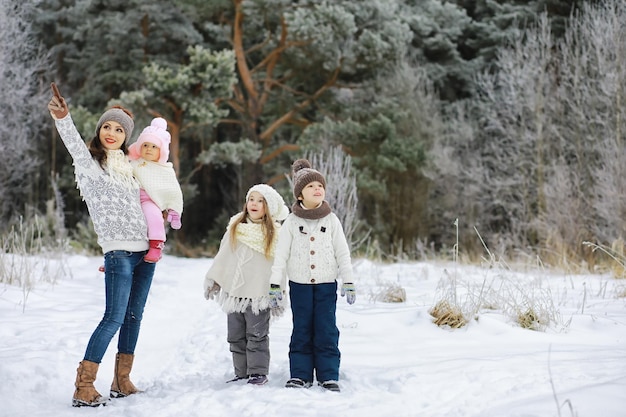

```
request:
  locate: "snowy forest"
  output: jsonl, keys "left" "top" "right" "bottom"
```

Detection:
{"left": 1, "top": 0, "right": 625, "bottom": 268}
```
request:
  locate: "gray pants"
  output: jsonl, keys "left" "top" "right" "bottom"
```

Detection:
{"left": 227, "top": 306, "right": 271, "bottom": 377}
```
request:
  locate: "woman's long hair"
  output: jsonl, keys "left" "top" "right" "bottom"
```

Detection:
{"left": 87, "top": 105, "right": 133, "bottom": 168}
{"left": 229, "top": 198, "right": 276, "bottom": 259}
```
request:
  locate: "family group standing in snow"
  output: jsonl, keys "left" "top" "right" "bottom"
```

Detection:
{"left": 47, "top": 83, "right": 356, "bottom": 407}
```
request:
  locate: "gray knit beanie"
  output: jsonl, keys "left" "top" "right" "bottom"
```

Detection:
{"left": 292, "top": 159, "right": 326, "bottom": 199}
{"left": 95, "top": 106, "right": 135, "bottom": 142}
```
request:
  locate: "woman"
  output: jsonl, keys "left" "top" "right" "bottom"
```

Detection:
{"left": 48, "top": 83, "right": 157, "bottom": 407}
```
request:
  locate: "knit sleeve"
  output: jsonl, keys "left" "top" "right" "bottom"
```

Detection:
{"left": 269, "top": 215, "right": 294, "bottom": 287}
{"left": 55, "top": 114, "right": 98, "bottom": 175}
{"left": 331, "top": 214, "right": 354, "bottom": 284}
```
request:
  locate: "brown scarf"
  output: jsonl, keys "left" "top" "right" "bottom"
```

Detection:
{"left": 291, "top": 200, "right": 332, "bottom": 220}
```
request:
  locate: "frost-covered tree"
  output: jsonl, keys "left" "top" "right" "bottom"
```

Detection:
{"left": 432, "top": 0, "right": 626, "bottom": 262}
{"left": 0, "top": 0, "right": 48, "bottom": 222}
{"left": 551, "top": 0, "right": 626, "bottom": 247}
{"left": 403, "top": 0, "right": 541, "bottom": 101}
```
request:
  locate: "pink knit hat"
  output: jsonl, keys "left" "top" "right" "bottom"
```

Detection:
{"left": 128, "top": 117, "right": 171, "bottom": 164}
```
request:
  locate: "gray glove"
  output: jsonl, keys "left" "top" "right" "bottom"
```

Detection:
{"left": 204, "top": 278, "right": 220, "bottom": 300}
{"left": 269, "top": 284, "right": 282, "bottom": 308}
{"left": 341, "top": 283, "right": 356, "bottom": 305}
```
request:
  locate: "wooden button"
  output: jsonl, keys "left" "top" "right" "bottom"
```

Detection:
{"left": 310, "top": 278, "right": 316, "bottom": 283}
{"left": 310, "top": 250, "right": 315, "bottom": 255}
{"left": 310, "top": 264, "right": 316, "bottom": 269}
{"left": 310, "top": 237, "right": 315, "bottom": 241}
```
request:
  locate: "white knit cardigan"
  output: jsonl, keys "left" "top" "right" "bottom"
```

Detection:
{"left": 269, "top": 212, "right": 353, "bottom": 287}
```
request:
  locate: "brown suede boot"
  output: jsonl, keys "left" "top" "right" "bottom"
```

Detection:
{"left": 110, "top": 353, "right": 142, "bottom": 398}
{"left": 72, "top": 360, "right": 108, "bottom": 407}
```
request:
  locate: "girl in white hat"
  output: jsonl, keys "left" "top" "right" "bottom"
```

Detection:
{"left": 203, "top": 183, "right": 290, "bottom": 386}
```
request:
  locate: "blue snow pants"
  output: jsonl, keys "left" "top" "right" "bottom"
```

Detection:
{"left": 288, "top": 280, "right": 340, "bottom": 383}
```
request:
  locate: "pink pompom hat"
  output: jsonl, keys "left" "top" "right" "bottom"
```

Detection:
{"left": 128, "top": 117, "right": 171, "bottom": 164}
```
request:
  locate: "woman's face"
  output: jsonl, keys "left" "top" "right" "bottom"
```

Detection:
{"left": 98, "top": 121, "right": 126, "bottom": 151}
{"left": 246, "top": 191, "right": 267, "bottom": 221}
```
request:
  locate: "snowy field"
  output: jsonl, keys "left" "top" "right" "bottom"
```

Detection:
{"left": 1, "top": 254, "right": 625, "bottom": 417}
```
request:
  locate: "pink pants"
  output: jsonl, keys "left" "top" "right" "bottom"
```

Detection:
{"left": 140, "top": 189, "right": 166, "bottom": 241}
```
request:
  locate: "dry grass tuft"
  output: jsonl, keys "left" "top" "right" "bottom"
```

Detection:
{"left": 372, "top": 282, "right": 407, "bottom": 303}
{"left": 610, "top": 239, "right": 626, "bottom": 279}
{"left": 516, "top": 308, "right": 548, "bottom": 331}
{"left": 430, "top": 300, "right": 468, "bottom": 328}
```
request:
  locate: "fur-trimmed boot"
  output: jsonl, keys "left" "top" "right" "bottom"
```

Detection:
{"left": 72, "top": 360, "right": 108, "bottom": 407}
{"left": 110, "top": 353, "right": 142, "bottom": 398}
{"left": 144, "top": 240, "right": 164, "bottom": 263}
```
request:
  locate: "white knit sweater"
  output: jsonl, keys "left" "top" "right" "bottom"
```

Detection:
{"left": 55, "top": 115, "right": 148, "bottom": 254}
{"left": 269, "top": 212, "right": 353, "bottom": 286}
{"left": 130, "top": 158, "right": 183, "bottom": 214}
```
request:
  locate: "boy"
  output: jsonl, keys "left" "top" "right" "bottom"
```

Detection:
{"left": 269, "top": 158, "right": 356, "bottom": 392}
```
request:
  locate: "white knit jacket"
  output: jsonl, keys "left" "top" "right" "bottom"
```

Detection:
{"left": 130, "top": 158, "right": 183, "bottom": 214}
{"left": 55, "top": 115, "right": 148, "bottom": 254}
{"left": 269, "top": 212, "right": 353, "bottom": 287}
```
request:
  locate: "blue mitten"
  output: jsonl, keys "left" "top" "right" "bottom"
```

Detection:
{"left": 269, "top": 284, "right": 282, "bottom": 308}
{"left": 341, "top": 283, "right": 356, "bottom": 305}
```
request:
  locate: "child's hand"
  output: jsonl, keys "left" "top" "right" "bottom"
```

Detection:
{"left": 341, "top": 282, "right": 356, "bottom": 305}
{"left": 167, "top": 209, "right": 182, "bottom": 229}
{"left": 204, "top": 278, "right": 220, "bottom": 300}
{"left": 269, "top": 284, "right": 282, "bottom": 308}
{"left": 48, "top": 83, "right": 68, "bottom": 120}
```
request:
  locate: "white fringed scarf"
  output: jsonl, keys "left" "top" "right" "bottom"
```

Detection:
{"left": 106, "top": 150, "right": 138, "bottom": 190}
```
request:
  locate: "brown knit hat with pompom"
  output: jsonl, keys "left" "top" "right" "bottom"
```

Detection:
{"left": 292, "top": 158, "right": 326, "bottom": 199}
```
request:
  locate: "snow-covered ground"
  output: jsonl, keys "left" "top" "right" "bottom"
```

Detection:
{"left": 1, "top": 254, "right": 625, "bottom": 417}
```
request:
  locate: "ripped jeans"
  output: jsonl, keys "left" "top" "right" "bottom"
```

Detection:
{"left": 83, "top": 250, "right": 156, "bottom": 363}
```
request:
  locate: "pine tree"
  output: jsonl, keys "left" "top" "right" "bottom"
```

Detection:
{"left": 37, "top": 0, "right": 204, "bottom": 109}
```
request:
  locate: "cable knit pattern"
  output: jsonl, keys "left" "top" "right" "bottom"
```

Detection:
{"left": 55, "top": 115, "right": 148, "bottom": 254}
{"left": 130, "top": 158, "right": 183, "bottom": 214}
{"left": 270, "top": 212, "right": 353, "bottom": 286}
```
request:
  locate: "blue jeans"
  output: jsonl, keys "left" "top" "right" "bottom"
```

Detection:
{"left": 288, "top": 281, "right": 340, "bottom": 383}
{"left": 83, "top": 250, "right": 156, "bottom": 363}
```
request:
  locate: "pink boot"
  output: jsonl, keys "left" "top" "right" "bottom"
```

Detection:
{"left": 144, "top": 240, "right": 164, "bottom": 263}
